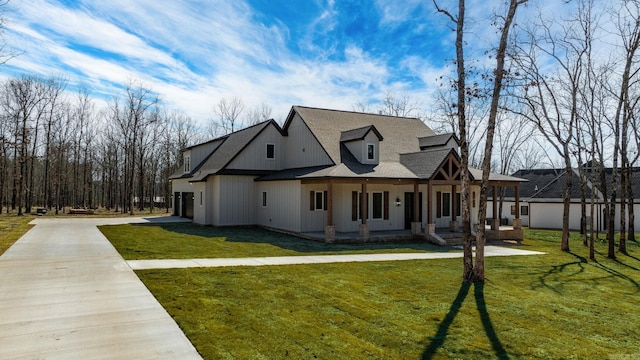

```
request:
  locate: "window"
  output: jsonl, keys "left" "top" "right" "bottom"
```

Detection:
{"left": 511, "top": 205, "right": 516, "bottom": 215}
{"left": 310, "top": 191, "right": 327, "bottom": 211}
{"left": 200, "top": 191, "right": 203, "bottom": 206}
{"left": 442, "top": 192, "right": 451, "bottom": 217}
{"left": 521, "top": 205, "right": 529, "bottom": 216}
{"left": 367, "top": 144, "right": 375, "bottom": 160}
{"left": 262, "top": 191, "right": 267, "bottom": 207}
{"left": 372, "top": 192, "right": 383, "bottom": 219}
{"left": 266, "top": 143, "right": 275, "bottom": 159}
{"left": 456, "top": 192, "right": 461, "bottom": 217}
{"left": 183, "top": 155, "right": 190, "bottom": 172}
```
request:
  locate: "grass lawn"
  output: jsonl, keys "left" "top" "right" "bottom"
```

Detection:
{"left": 100, "top": 223, "right": 456, "bottom": 259}
{"left": 0, "top": 214, "right": 34, "bottom": 255}
{"left": 108, "top": 226, "right": 640, "bottom": 359}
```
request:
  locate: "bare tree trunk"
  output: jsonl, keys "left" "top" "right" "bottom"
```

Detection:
{"left": 472, "top": 0, "right": 526, "bottom": 282}
{"left": 434, "top": 0, "right": 474, "bottom": 281}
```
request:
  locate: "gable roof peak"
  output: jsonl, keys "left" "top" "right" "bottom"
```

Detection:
{"left": 340, "top": 125, "right": 384, "bottom": 142}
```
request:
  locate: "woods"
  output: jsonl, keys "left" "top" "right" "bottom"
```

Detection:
{"left": 0, "top": 76, "right": 199, "bottom": 215}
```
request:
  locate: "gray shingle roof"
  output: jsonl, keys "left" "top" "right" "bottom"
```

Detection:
{"left": 400, "top": 149, "right": 453, "bottom": 178}
{"left": 418, "top": 133, "right": 459, "bottom": 149}
{"left": 188, "top": 121, "right": 274, "bottom": 181}
{"left": 340, "top": 125, "right": 384, "bottom": 142}
{"left": 288, "top": 106, "right": 435, "bottom": 163}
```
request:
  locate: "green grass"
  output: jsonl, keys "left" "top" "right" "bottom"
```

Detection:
{"left": 0, "top": 214, "right": 34, "bottom": 255}
{"left": 100, "top": 223, "right": 456, "bottom": 259}
{"left": 123, "top": 229, "right": 640, "bottom": 359}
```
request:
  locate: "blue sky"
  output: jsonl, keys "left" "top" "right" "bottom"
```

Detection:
{"left": 0, "top": 0, "right": 562, "bottom": 126}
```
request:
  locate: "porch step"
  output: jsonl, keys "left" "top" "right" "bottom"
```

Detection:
{"left": 435, "top": 231, "right": 467, "bottom": 246}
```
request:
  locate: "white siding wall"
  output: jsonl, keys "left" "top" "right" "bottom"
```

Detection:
{"left": 331, "top": 184, "right": 408, "bottom": 233}
{"left": 528, "top": 202, "right": 640, "bottom": 231}
{"left": 283, "top": 114, "right": 332, "bottom": 168}
{"left": 171, "top": 178, "right": 194, "bottom": 194}
{"left": 256, "top": 181, "right": 301, "bottom": 232}
{"left": 193, "top": 182, "right": 207, "bottom": 224}
{"left": 227, "top": 125, "right": 284, "bottom": 170}
{"left": 344, "top": 132, "right": 380, "bottom": 165}
{"left": 216, "top": 175, "right": 256, "bottom": 226}
{"left": 486, "top": 200, "right": 530, "bottom": 226}
{"left": 211, "top": 176, "right": 221, "bottom": 225}
{"left": 427, "top": 185, "right": 480, "bottom": 228}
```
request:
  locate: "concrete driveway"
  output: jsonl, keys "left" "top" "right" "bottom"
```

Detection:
{"left": 0, "top": 216, "right": 201, "bottom": 360}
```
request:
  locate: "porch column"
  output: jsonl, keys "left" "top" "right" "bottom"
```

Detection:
{"left": 360, "top": 182, "right": 369, "bottom": 239}
{"left": 492, "top": 185, "right": 500, "bottom": 230}
{"left": 324, "top": 181, "right": 335, "bottom": 242}
{"left": 450, "top": 184, "right": 458, "bottom": 231}
{"left": 426, "top": 181, "right": 435, "bottom": 237}
{"left": 513, "top": 184, "right": 522, "bottom": 230}
{"left": 411, "top": 182, "right": 421, "bottom": 236}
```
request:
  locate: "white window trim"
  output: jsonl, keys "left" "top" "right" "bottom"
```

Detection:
{"left": 266, "top": 143, "right": 275, "bottom": 160}
{"left": 183, "top": 155, "right": 191, "bottom": 173}
{"left": 366, "top": 143, "right": 376, "bottom": 160}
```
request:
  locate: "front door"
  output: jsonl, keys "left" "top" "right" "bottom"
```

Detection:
{"left": 404, "top": 192, "right": 423, "bottom": 229}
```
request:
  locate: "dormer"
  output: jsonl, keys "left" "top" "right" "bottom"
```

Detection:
{"left": 340, "top": 125, "right": 384, "bottom": 165}
{"left": 418, "top": 133, "right": 460, "bottom": 151}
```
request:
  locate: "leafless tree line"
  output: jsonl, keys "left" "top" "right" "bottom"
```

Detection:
{"left": 0, "top": 76, "right": 200, "bottom": 215}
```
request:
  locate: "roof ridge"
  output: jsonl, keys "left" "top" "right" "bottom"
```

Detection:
{"left": 293, "top": 105, "right": 421, "bottom": 120}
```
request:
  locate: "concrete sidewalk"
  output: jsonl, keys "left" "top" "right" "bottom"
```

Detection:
{"left": 128, "top": 246, "right": 545, "bottom": 270}
{"left": 0, "top": 217, "right": 201, "bottom": 360}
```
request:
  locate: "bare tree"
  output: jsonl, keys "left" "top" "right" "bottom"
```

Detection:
{"left": 209, "top": 97, "right": 245, "bottom": 136}
{"left": 434, "top": 0, "right": 475, "bottom": 281}
{"left": 245, "top": 102, "right": 272, "bottom": 126}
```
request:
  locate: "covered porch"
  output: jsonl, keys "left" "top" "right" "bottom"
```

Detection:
{"left": 303, "top": 152, "right": 524, "bottom": 245}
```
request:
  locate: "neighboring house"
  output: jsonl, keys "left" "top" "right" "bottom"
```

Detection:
{"left": 490, "top": 166, "right": 640, "bottom": 232}
{"left": 170, "top": 106, "right": 526, "bottom": 243}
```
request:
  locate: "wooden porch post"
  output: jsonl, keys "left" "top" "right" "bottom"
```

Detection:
{"left": 413, "top": 182, "right": 419, "bottom": 222}
{"left": 513, "top": 183, "right": 522, "bottom": 231}
{"left": 327, "top": 181, "right": 333, "bottom": 226}
{"left": 427, "top": 181, "right": 433, "bottom": 224}
{"left": 426, "top": 181, "right": 435, "bottom": 236}
{"left": 360, "top": 182, "right": 369, "bottom": 239}
{"left": 493, "top": 186, "right": 498, "bottom": 219}
{"left": 324, "top": 180, "right": 336, "bottom": 242}
{"left": 515, "top": 185, "right": 520, "bottom": 219}
{"left": 451, "top": 184, "right": 456, "bottom": 222}
{"left": 361, "top": 182, "right": 367, "bottom": 225}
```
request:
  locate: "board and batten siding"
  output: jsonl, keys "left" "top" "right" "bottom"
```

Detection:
{"left": 210, "top": 175, "right": 256, "bottom": 226}
{"left": 283, "top": 114, "right": 332, "bottom": 169}
{"left": 188, "top": 139, "right": 224, "bottom": 169}
{"left": 226, "top": 124, "right": 284, "bottom": 170}
{"left": 344, "top": 131, "right": 380, "bottom": 164}
{"left": 256, "top": 181, "right": 301, "bottom": 232}
{"left": 329, "top": 183, "right": 409, "bottom": 232}
{"left": 192, "top": 182, "right": 207, "bottom": 224}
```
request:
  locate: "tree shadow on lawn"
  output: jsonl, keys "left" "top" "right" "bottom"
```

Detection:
{"left": 422, "top": 282, "right": 509, "bottom": 360}
{"left": 130, "top": 223, "right": 457, "bottom": 254}
{"left": 532, "top": 250, "right": 640, "bottom": 293}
